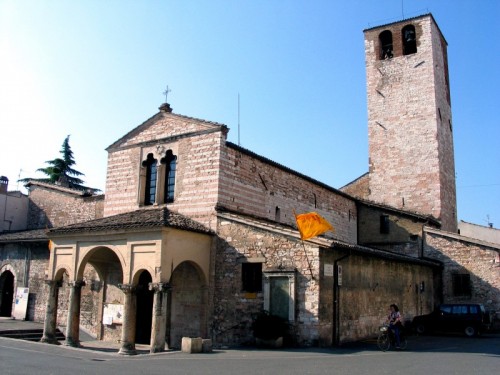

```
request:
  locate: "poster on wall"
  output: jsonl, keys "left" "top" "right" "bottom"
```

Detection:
{"left": 13, "top": 287, "right": 29, "bottom": 320}
{"left": 103, "top": 303, "right": 123, "bottom": 325}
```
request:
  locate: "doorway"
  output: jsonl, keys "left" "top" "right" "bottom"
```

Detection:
{"left": 0, "top": 271, "right": 15, "bottom": 317}
{"left": 135, "top": 271, "right": 154, "bottom": 344}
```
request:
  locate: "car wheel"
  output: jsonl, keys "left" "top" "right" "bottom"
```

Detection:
{"left": 415, "top": 324, "right": 426, "bottom": 335}
{"left": 464, "top": 326, "right": 476, "bottom": 337}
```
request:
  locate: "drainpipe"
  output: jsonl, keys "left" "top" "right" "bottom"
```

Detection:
{"left": 333, "top": 251, "right": 350, "bottom": 346}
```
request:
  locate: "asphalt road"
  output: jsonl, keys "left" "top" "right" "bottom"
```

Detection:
{"left": 1, "top": 333, "right": 499, "bottom": 375}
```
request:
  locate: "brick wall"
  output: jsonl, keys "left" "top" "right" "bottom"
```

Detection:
{"left": 424, "top": 228, "right": 500, "bottom": 314}
{"left": 364, "top": 15, "right": 457, "bottom": 231}
{"left": 219, "top": 144, "right": 357, "bottom": 243}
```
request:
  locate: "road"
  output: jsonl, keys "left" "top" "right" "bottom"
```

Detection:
{"left": 1, "top": 334, "right": 499, "bottom": 374}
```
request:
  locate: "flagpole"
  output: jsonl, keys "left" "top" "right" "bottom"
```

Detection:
{"left": 301, "top": 240, "right": 316, "bottom": 281}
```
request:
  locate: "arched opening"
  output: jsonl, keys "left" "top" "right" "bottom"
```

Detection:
{"left": 402, "top": 25, "right": 417, "bottom": 55}
{"left": 379, "top": 30, "right": 393, "bottom": 59}
{"left": 142, "top": 153, "right": 158, "bottom": 205}
{"left": 79, "top": 247, "right": 124, "bottom": 341}
{"left": 161, "top": 150, "right": 177, "bottom": 203}
{"left": 0, "top": 270, "right": 15, "bottom": 317}
{"left": 169, "top": 261, "right": 206, "bottom": 349}
{"left": 135, "top": 270, "right": 153, "bottom": 344}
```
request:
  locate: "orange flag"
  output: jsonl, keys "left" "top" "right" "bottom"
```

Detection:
{"left": 295, "top": 212, "right": 334, "bottom": 240}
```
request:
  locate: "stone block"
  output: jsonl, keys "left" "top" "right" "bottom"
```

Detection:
{"left": 202, "top": 339, "right": 212, "bottom": 353}
{"left": 181, "top": 337, "right": 203, "bottom": 353}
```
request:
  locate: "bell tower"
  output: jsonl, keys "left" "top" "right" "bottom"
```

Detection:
{"left": 364, "top": 14, "right": 457, "bottom": 232}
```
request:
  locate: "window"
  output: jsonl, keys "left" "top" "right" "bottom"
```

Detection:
{"left": 263, "top": 271, "right": 296, "bottom": 322}
{"left": 161, "top": 150, "right": 177, "bottom": 203}
{"left": 143, "top": 153, "right": 158, "bottom": 205}
{"left": 275, "top": 207, "right": 281, "bottom": 222}
{"left": 379, "top": 30, "right": 393, "bottom": 59}
{"left": 452, "top": 273, "right": 471, "bottom": 297}
{"left": 402, "top": 25, "right": 417, "bottom": 55}
{"left": 242, "top": 263, "right": 262, "bottom": 292}
{"left": 380, "top": 215, "right": 390, "bottom": 234}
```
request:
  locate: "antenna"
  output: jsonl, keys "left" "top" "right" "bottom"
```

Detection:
{"left": 16, "top": 169, "right": 23, "bottom": 190}
{"left": 238, "top": 93, "right": 240, "bottom": 146}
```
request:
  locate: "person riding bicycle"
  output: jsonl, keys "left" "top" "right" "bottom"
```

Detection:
{"left": 386, "top": 304, "right": 402, "bottom": 348}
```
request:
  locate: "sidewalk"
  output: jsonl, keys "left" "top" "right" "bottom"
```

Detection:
{"left": 0, "top": 317, "right": 152, "bottom": 355}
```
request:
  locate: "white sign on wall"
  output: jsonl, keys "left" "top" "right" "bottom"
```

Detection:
{"left": 103, "top": 303, "right": 124, "bottom": 325}
{"left": 324, "top": 264, "right": 334, "bottom": 277}
{"left": 13, "top": 287, "right": 29, "bottom": 320}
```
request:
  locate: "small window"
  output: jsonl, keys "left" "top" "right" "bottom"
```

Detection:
{"left": 275, "top": 207, "right": 281, "bottom": 222}
{"left": 380, "top": 215, "right": 390, "bottom": 234}
{"left": 379, "top": 30, "right": 393, "bottom": 60}
{"left": 402, "top": 25, "right": 417, "bottom": 55}
{"left": 142, "top": 153, "right": 158, "bottom": 205}
{"left": 161, "top": 150, "right": 177, "bottom": 203}
{"left": 452, "top": 273, "right": 471, "bottom": 297}
{"left": 469, "top": 305, "right": 478, "bottom": 314}
{"left": 242, "top": 263, "right": 262, "bottom": 292}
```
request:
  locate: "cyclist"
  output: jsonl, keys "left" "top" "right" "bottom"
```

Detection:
{"left": 386, "top": 304, "right": 402, "bottom": 348}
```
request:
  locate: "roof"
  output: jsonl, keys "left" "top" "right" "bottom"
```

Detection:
{"left": 48, "top": 207, "right": 213, "bottom": 236}
{"left": 25, "top": 180, "right": 103, "bottom": 198}
{"left": 0, "top": 229, "right": 48, "bottom": 243}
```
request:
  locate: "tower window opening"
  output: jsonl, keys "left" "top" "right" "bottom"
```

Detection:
{"left": 379, "top": 30, "right": 393, "bottom": 60}
{"left": 380, "top": 214, "right": 390, "bottom": 234}
{"left": 402, "top": 25, "right": 417, "bottom": 55}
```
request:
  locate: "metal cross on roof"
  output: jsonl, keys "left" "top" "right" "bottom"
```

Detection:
{"left": 163, "top": 86, "right": 172, "bottom": 102}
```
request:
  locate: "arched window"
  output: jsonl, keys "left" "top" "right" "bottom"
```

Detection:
{"left": 142, "top": 153, "right": 157, "bottom": 205}
{"left": 379, "top": 30, "right": 393, "bottom": 60}
{"left": 161, "top": 150, "right": 177, "bottom": 203}
{"left": 402, "top": 25, "right": 417, "bottom": 55}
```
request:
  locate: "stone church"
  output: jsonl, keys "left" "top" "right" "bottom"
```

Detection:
{"left": 1, "top": 14, "right": 498, "bottom": 354}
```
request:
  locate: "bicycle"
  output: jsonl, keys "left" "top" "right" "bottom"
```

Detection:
{"left": 377, "top": 324, "right": 407, "bottom": 351}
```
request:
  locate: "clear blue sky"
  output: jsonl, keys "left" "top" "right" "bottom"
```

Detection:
{"left": 1, "top": 0, "right": 498, "bottom": 228}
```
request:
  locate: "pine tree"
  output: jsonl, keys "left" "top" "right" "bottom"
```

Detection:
{"left": 20, "top": 135, "right": 99, "bottom": 192}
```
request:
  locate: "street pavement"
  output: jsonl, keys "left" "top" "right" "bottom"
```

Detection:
{"left": 1, "top": 317, "right": 499, "bottom": 374}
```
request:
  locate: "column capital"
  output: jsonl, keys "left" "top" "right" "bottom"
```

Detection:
{"left": 149, "top": 282, "right": 172, "bottom": 293}
{"left": 45, "top": 279, "right": 62, "bottom": 288}
{"left": 68, "top": 280, "right": 86, "bottom": 288}
{"left": 118, "top": 283, "right": 136, "bottom": 294}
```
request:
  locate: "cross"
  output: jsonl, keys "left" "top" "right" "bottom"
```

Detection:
{"left": 163, "top": 86, "right": 172, "bottom": 102}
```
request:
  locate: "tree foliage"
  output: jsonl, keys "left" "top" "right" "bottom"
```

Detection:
{"left": 20, "top": 135, "right": 99, "bottom": 192}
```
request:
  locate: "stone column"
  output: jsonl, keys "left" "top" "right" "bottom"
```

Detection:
{"left": 65, "top": 280, "right": 85, "bottom": 347}
{"left": 118, "top": 284, "right": 137, "bottom": 355}
{"left": 149, "top": 282, "right": 171, "bottom": 353}
{"left": 41, "top": 280, "right": 61, "bottom": 345}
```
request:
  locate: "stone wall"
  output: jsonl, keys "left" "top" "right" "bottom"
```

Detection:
{"left": 424, "top": 228, "right": 500, "bottom": 314}
{"left": 319, "top": 248, "right": 437, "bottom": 345}
{"left": 27, "top": 184, "right": 104, "bottom": 229}
{"left": 214, "top": 215, "right": 321, "bottom": 347}
{"left": 340, "top": 173, "right": 369, "bottom": 200}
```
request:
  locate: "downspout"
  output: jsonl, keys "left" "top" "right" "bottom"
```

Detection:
{"left": 333, "top": 251, "right": 350, "bottom": 346}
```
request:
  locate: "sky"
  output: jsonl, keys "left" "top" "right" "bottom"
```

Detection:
{"left": 0, "top": 0, "right": 499, "bottom": 228}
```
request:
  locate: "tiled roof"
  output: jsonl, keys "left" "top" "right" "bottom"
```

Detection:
{"left": 0, "top": 229, "right": 48, "bottom": 243}
{"left": 48, "top": 207, "right": 213, "bottom": 235}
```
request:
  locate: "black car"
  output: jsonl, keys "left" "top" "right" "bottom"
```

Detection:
{"left": 412, "top": 303, "right": 491, "bottom": 337}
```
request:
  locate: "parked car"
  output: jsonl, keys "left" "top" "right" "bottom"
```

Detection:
{"left": 412, "top": 304, "right": 491, "bottom": 337}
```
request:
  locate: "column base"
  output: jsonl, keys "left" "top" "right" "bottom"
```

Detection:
{"left": 64, "top": 338, "right": 81, "bottom": 347}
{"left": 40, "top": 336, "right": 61, "bottom": 345}
{"left": 118, "top": 342, "right": 137, "bottom": 356}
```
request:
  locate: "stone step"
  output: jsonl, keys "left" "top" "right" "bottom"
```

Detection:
{"left": 0, "top": 328, "right": 65, "bottom": 342}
